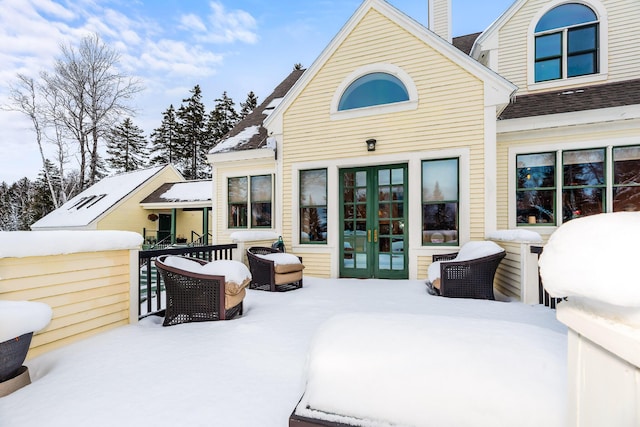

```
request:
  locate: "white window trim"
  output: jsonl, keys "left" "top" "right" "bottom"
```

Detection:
{"left": 508, "top": 137, "right": 639, "bottom": 232}
{"left": 527, "top": 0, "right": 608, "bottom": 90}
{"left": 330, "top": 63, "right": 419, "bottom": 121}
{"left": 223, "top": 170, "right": 276, "bottom": 232}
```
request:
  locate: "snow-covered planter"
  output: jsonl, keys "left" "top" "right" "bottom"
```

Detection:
{"left": 0, "top": 300, "right": 52, "bottom": 395}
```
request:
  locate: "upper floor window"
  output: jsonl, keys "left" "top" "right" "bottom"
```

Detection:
{"left": 534, "top": 3, "right": 599, "bottom": 82}
{"left": 338, "top": 72, "right": 409, "bottom": 111}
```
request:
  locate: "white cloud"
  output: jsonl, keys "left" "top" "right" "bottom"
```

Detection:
{"left": 179, "top": 14, "right": 207, "bottom": 33}
{"left": 190, "top": 1, "right": 259, "bottom": 44}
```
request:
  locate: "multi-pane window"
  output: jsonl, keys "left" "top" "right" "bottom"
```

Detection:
{"left": 613, "top": 146, "right": 640, "bottom": 212}
{"left": 517, "top": 146, "right": 640, "bottom": 226}
{"left": 562, "top": 149, "right": 605, "bottom": 222}
{"left": 534, "top": 3, "right": 598, "bottom": 82}
{"left": 228, "top": 175, "right": 272, "bottom": 228}
{"left": 422, "top": 159, "right": 459, "bottom": 245}
{"left": 338, "top": 72, "right": 409, "bottom": 111}
{"left": 300, "top": 169, "right": 327, "bottom": 243}
{"left": 516, "top": 153, "right": 556, "bottom": 225}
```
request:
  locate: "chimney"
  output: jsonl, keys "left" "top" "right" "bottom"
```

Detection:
{"left": 428, "top": 0, "right": 452, "bottom": 43}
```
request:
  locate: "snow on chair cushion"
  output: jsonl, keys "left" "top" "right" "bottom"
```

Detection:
{"left": 162, "top": 256, "right": 203, "bottom": 273}
{"left": 428, "top": 241, "right": 504, "bottom": 283}
{"left": 256, "top": 253, "right": 305, "bottom": 274}
{"left": 200, "top": 260, "right": 252, "bottom": 295}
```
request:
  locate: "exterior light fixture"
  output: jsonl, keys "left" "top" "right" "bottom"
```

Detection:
{"left": 366, "top": 138, "right": 377, "bottom": 152}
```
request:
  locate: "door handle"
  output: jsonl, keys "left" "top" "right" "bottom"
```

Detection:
{"left": 374, "top": 229, "right": 378, "bottom": 243}
{"left": 367, "top": 229, "right": 371, "bottom": 242}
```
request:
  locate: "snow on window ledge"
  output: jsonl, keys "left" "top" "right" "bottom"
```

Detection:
{"left": 487, "top": 229, "right": 543, "bottom": 243}
{"left": 229, "top": 230, "right": 279, "bottom": 242}
{"left": 0, "top": 230, "right": 144, "bottom": 259}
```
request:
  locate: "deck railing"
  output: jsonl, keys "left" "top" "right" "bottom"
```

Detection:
{"left": 530, "top": 245, "right": 564, "bottom": 309}
{"left": 137, "top": 244, "right": 237, "bottom": 319}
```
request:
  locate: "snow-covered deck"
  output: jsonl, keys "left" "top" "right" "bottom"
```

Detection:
{"left": 0, "top": 277, "right": 566, "bottom": 426}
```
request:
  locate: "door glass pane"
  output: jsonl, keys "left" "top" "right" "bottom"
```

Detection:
{"left": 355, "top": 253, "right": 367, "bottom": 269}
{"left": 378, "top": 169, "right": 390, "bottom": 186}
{"left": 355, "top": 171, "right": 367, "bottom": 187}
{"left": 392, "top": 168, "right": 403, "bottom": 185}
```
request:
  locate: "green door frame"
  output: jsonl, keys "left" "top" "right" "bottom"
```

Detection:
{"left": 339, "top": 164, "right": 408, "bottom": 279}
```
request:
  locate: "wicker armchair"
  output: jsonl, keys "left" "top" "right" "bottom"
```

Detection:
{"left": 155, "top": 255, "right": 246, "bottom": 326}
{"left": 431, "top": 250, "right": 506, "bottom": 300}
{"left": 246, "top": 247, "right": 304, "bottom": 292}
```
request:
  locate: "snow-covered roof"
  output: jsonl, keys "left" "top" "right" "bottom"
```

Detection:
{"left": 140, "top": 180, "right": 211, "bottom": 206}
{"left": 209, "top": 125, "right": 261, "bottom": 154}
{"left": 31, "top": 166, "right": 168, "bottom": 229}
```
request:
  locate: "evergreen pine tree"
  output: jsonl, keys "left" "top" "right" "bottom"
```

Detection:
{"left": 239, "top": 91, "right": 258, "bottom": 119}
{"left": 207, "top": 91, "right": 240, "bottom": 150}
{"left": 150, "top": 105, "right": 179, "bottom": 166}
{"left": 176, "top": 85, "right": 206, "bottom": 179}
{"left": 105, "top": 118, "right": 149, "bottom": 173}
{"left": 31, "top": 163, "right": 57, "bottom": 222}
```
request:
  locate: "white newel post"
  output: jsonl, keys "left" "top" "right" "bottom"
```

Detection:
{"left": 557, "top": 302, "right": 640, "bottom": 427}
{"left": 538, "top": 212, "right": 640, "bottom": 427}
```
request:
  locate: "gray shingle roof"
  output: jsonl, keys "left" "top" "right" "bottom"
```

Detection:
{"left": 452, "top": 32, "right": 481, "bottom": 55}
{"left": 499, "top": 78, "right": 640, "bottom": 120}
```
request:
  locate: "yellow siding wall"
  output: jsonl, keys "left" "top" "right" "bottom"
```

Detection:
{"left": 0, "top": 250, "right": 132, "bottom": 359}
{"left": 281, "top": 9, "right": 486, "bottom": 275}
{"left": 498, "top": 0, "right": 640, "bottom": 95}
{"left": 97, "top": 166, "right": 183, "bottom": 233}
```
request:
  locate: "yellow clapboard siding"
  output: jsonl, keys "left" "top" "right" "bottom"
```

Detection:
{"left": 1, "top": 265, "right": 130, "bottom": 293}
{"left": 1, "top": 248, "right": 133, "bottom": 357}
{"left": 0, "top": 251, "right": 129, "bottom": 280}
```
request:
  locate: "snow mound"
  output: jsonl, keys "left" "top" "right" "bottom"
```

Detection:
{"left": 539, "top": 212, "right": 640, "bottom": 308}
{"left": 0, "top": 300, "right": 52, "bottom": 343}
{"left": 297, "top": 313, "right": 566, "bottom": 427}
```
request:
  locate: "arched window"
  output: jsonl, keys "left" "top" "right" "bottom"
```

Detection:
{"left": 534, "top": 3, "right": 599, "bottom": 82}
{"left": 338, "top": 72, "right": 409, "bottom": 111}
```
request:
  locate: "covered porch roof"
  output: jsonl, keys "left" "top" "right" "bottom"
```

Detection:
{"left": 139, "top": 180, "right": 212, "bottom": 210}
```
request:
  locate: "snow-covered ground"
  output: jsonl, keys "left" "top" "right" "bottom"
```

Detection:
{"left": 0, "top": 277, "right": 566, "bottom": 427}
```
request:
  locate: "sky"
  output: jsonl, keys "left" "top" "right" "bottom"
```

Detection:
{"left": 0, "top": 0, "right": 515, "bottom": 184}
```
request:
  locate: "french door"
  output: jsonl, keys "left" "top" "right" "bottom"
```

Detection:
{"left": 340, "top": 164, "right": 408, "bottom": 279}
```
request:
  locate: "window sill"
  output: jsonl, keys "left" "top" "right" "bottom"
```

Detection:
{"left": 330, "top": 99, "right": 418, "bottom": 121}
{"left": 527, "top": 73, "right": 608, "bottom": 92}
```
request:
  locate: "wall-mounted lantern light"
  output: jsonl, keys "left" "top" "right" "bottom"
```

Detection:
{"left": 366, "top": 138, "right": 377, "bottom": 152}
